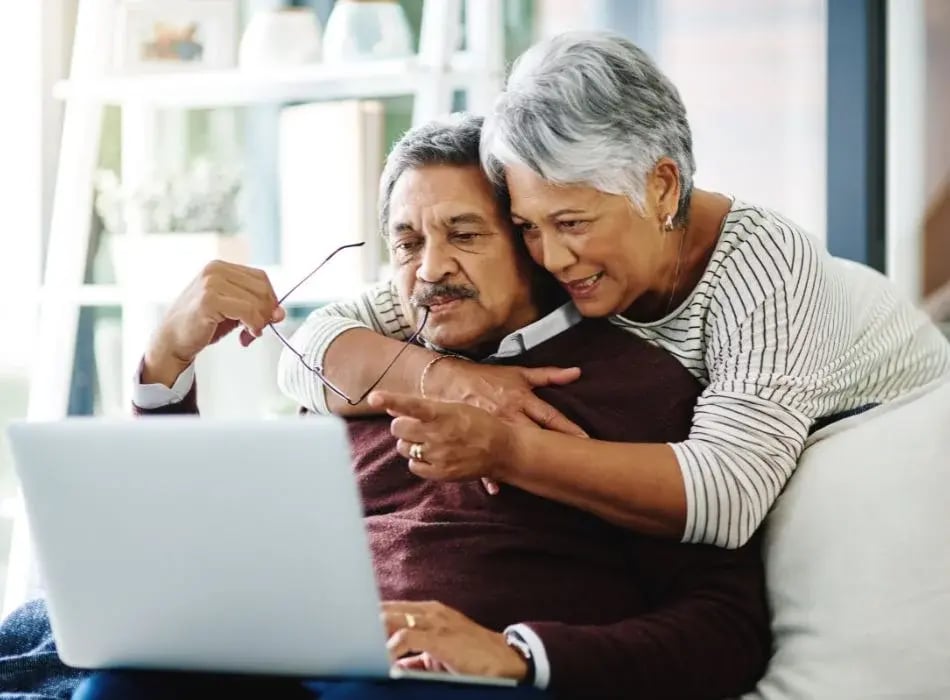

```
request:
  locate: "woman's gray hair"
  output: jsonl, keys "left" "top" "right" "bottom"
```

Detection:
{"left": 481, "top": 31, "right": 695, "bottom": 226}
{"left": 378, "top": 113, "right": 508, "bottom": 236}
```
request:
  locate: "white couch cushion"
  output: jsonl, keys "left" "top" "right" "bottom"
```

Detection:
{"left": 744, "top": 377, "right": 950, "bottom": 700}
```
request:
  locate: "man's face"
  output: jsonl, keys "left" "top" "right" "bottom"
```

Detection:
{"left": 387, "top": 164, "right": 537, "bottom": 354}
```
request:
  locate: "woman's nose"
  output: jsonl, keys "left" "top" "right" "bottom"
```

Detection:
{"left": 540, "top": 232, "right": 577, "bottom": 274}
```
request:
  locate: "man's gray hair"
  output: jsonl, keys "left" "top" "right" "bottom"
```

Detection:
{"left": 481, "top": 31, "right": 695, "bottom": 226}
{"left": 378, "top": 113, "right": 508, "bottom": 236}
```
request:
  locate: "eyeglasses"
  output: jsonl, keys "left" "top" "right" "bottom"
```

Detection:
{"left": 268, "top": 242, "right": 429, "bottom": 406}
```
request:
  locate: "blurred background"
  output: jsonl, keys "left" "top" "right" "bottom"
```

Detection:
{"left": 0, "top": 0, "right": 947, "bottom": 606}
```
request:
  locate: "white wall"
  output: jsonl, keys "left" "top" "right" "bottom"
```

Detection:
{"left": 886, "top": 0, "right": 926, "bottom": 303}
{"left": 658, "top": 0, "right": 827, "bottom": 243}
{"left": 0, "top": 6, "right": 44, "bottom": 373}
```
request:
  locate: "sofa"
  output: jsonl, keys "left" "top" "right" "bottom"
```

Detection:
{"left": 744, "top": 376, "right": 950, "bottom": 699}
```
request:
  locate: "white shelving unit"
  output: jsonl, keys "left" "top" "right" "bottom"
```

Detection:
{"left": 6, "top": 0, "right": 504, "bottom": 615}
{"left": 52, "top": 54, "right": 488, "bottom": 108}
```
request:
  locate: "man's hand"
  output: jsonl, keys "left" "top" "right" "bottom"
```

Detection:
{"left": 425, "top": 360, "right": 587, "bottom": 437}
{"left": 368, "top": 391, "right": 522, "bottom": 482}
{"left": 381, "top": 601, "right": 528, "bottom": 682}
{"left": 142, "top": 260, "right": 285, "bottom": 388}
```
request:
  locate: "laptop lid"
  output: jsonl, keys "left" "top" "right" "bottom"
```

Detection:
{"left": 7, "top": 416, "right": 391, "bottom": 678}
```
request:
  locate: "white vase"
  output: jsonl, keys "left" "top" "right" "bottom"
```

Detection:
{"left": 322, "top": 0, "right": 413, "bottom": 64}
{"left": 239, "top": 8, "right": 323, "bottom": 69}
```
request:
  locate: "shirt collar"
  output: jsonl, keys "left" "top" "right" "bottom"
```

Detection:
{"left": 487, "top": 303, "right": 581, "bottom": 361}
{"left": 424, "top": 302, "right": 582, "bottom": 360}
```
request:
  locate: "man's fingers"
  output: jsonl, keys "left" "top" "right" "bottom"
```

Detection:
{"left": 201, "top": 264, "right": 284, "bottom": 330}
{"left": 481, "top": 478, "right": 501, "bottom": 495}
{"left": 387, "top": 628, "right": 428, "bottom": 661}
{"left": 368, "top": 391, "right": 440, "bottom": 421}
{"left": 381, "top": 610, "right": 429, "bottom": 637}
{"left": 524, "top": 397, "right": 588, "bottom": 437}
{"left": 395, "top": 655, "right": 429, "bottom": 671}
{"left": 208, "top": 285, "right": 273, "bottom": 337}
{"left": 400, "top": 653, "right": 446, "bottom": 672}
{"left": 381, "top": 600, "right": 439, "bottom": 616}
{"left": 220, "top": 262, "right": 280, "bottom": 308}
{"left": 521, "top": 366, "right": 581, "bottom": 387}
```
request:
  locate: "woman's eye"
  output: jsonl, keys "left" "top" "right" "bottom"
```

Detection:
{"left": 516, "top": 222, "right": 538, "bottom": 235}
{"left": 559, "top": 220, "right": 583, "bottom": 231}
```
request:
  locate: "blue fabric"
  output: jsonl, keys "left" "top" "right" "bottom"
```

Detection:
{"left": 0, "top": 599, "right": 541, "bottom": 700}
{"left": 0, "top": 600, "right": 88, "bottom": 699}
{"left": 72, "top": 671, "right": 546, "bottom": 700}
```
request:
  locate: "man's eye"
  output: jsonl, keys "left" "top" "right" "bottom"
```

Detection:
{"left": 451, "top": 232, "right": 480, "bottom": 244}
{"left": 394, "top": 240, "right": 422, "bottom": 253}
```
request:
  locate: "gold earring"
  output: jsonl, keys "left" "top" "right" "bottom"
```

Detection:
{"left": 663, "top": 214, "right": 674, "bottom": 232}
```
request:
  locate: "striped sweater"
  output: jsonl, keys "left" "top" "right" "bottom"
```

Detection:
{"left": 277, "top": 200, "right": 950, "bottom": 549}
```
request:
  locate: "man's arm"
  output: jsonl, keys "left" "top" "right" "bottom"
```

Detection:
{"left": 131, "top": 260, "right": 284, "bottom": 416}
{"left": 132, "top": 363, "right": 200, "bottom": 415}
{"left": 518, "top": 536, "right": 771, "bottom": 699}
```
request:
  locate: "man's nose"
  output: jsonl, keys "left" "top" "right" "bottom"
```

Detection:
{"left": 417, "top": 239, "right": 459, "bottom": 282}
{"left": 540, "top": 231, "right": 577, "bottom": 274}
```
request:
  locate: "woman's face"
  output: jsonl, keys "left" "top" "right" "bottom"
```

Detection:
{"left": 505, "top": 163, "right": 675, "bottom": 318}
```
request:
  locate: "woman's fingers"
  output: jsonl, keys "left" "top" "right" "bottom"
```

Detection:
{"left": 369, "top": 391, "right": 440, "bottom": 421}
{"left": 523, "top": 395, "right": 588, "bottom": 437}
{"left": 520, "top": 365, "right": 581, "bottom": 387}
{"left": 390, "top": 416, "right": 428, "bottom": 443}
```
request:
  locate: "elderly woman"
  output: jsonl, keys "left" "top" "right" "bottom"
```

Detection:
{"left": 278, "top": 31, "right": 950, "bottom": 549}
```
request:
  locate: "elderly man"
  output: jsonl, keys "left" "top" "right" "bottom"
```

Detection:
{"left": 63, "top": 116, "right": 769, "bottom": 700}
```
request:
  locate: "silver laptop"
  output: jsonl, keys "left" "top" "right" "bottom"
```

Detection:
{"left": 6, "top": 417, "right": 514, "bottom": 687}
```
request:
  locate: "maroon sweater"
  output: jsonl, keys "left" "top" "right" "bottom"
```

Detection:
{"left": 136, "top": 319, "right": 770, "bottom": 699}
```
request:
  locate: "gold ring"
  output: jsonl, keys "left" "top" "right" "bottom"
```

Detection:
{"left": 405, "top": 612, "right": 417, "bottom": 629}
{"left": 409, "top": 443, "right": 425, "bottom": 461}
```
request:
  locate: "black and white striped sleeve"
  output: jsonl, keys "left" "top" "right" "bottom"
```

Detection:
{"left": 671, "top": 225, "right": 843, "bottom": 548}
{"left": 276, "top": 279, "right": 412, "bottom": 414}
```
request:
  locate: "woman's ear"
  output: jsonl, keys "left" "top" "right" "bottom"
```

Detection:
{"left": 650, "top": 158, "right": 682, "bottom": 220}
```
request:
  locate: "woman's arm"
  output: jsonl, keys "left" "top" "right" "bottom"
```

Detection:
{"left": 477, "top": 274, "right": 819, "bottom": 547}
{"left": 277, "top": 280, "right": 430, "bottom": 415}
{"left": 278, "top": 281, "right": 586, "bottom": 431}
{"left": 374, "top": 230, "right": 838, "bottom": 548}
{"left": 503, "top": 430, "right": 687, "bottom": 538}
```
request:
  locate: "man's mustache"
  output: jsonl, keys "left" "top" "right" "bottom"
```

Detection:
{"left": 410, "top": 283, "right": 479, "bottom": 309}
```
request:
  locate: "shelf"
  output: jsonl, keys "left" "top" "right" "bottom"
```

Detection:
{"left": 40, "top": 266, "right": 378, "bottom": 307}
{"left": 53, "top": 55, "right": 484, "bottom": 108}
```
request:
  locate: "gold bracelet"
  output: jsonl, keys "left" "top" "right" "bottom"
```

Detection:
{"left": 419, "top": 354, "right": 463, "bottom": 399}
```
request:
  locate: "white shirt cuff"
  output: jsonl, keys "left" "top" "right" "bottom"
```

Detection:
{"left": 132, "top": 362, "right": 196, "bottom": 409}
{"left": 505, "top": 623, "right": 551, "bottom": 690}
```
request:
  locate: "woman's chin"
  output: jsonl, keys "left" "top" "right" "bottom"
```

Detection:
{"left": 571, "top": 293, "right": 620, "bottom": 318}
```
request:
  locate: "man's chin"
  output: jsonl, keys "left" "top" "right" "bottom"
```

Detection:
{"left": 423, "top": 324, "right": 491, "bottom": 354}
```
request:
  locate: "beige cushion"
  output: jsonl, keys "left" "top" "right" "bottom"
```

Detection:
{"left": 744, "top": 377, "right": 950, "bottom": 700}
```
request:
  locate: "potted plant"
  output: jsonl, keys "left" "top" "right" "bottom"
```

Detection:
{"left": 94, "top": 159, "right": 248, "bottom": 292}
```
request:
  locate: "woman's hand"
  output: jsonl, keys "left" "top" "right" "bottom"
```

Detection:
{"left": 424, "top": 359, "right": 586, "bottom": 437}
{"left": 381, "top": 601, "right": 528, "bottom": 682}
{"left": 368, "top": 391, "right": 520, "bottom": 483}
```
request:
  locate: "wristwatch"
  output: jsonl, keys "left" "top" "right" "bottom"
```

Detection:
{"left": 504, "top": 630, "right": 536, "bottom": 686}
